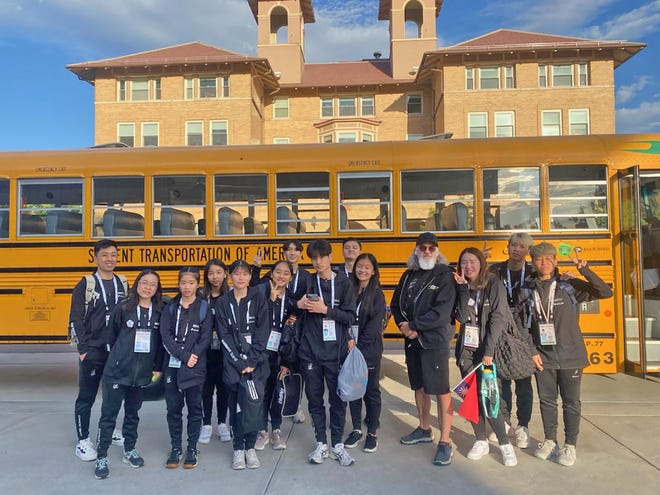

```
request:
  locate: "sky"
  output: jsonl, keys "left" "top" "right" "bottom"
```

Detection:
{"left": 0, "top": 0, "right": 658, "bottom": 151}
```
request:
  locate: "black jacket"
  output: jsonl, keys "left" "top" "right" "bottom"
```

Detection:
{"left": 216, "top": 287, "right": 270, "bottom": 387}
{"left": 453, "top": 276, "right": 508, "bottom": 364}
{"left": 391, "top": 264, "right": 456, "bottom": 352}
{"left": 160, "top": 296, "right": 213, "bottom": 390}
{"left": 355, "top": 288, "right": 386, "bottom": 367}
{"left": 69, "top": 273, "right": 128, "bottom": 356}
{"left": 260, "top": 283, "right": 298, "bottom": 369}
{"left": 524, "top": 266, "right": 612, "bottom": 369}
{"left": 298, "top": 273, "right": 356, "bottom": 364}
{"left": 103, "top": 301, "right": 163, "bottom": 387}
{"left": 250, "top": 265, "right": 312, "bottom": 302}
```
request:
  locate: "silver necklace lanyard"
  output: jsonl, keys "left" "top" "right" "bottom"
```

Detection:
{"left": 317, "top": 273, "right": 335, "bottom": 309}
{"left": 272, "top": 292, "right": 285, "bottom": 330}
{"left": 136, "top": 304, "right": 153, "bottom": 329}
{"left": 229, "top": 300, "right": 252, "bottom": 332}
{"left": 175, "top": 305, "right": 189, "bottom": 341}
{"left": 355, "top": 300, "right": 362, "bottom": 324}
{"left": 506, "top": 265, "right": 525, "bottom": 300}
{"left": 95, "top": 273, "right": 119, "bottom": 311}
{"left": 534, "top": 281, "right": 557, "bottom": 323}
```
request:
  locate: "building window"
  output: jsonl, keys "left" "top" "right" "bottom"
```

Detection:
{"left": 155, "top": 79, "right": 161, "bottom": 100}
{"left": 569, "top": 109, "right": 589, "bottom": 135}
{"left": 321, "top": 97, "right": 333, "bottom": 117}
{"left": 361, "top": 96, "right": 375, "bottom": 116}
{"left": 466, "top": 68, "right": 474, "bottom": 90}
{"left": 407, "top": 134, "right": 424, "bottom": 140}
{"left": 494, "top": 111, "right": 514, "bottom": 137}
{"left": 199, "top": 77, "right": 217, "bottom": 98}
{"left": 552, "top": 64, "right": 573, "bottom": 87}
{"left": 339, "top": 97, "right": 357, "bottom": 117}
{"left": 542, "top": 110, "right": 562, "bottom": 136}
{"left": 273, "top": 138, "right": 290, "bottom": 144}
{"left": 538, "top": 65, "right": 547, "bottom": 88}
{"left": 221, "top": 76, "right": 230, "bottom": 98}
{"left": 118, "top": 123, "right": 135, "bottom": 147}
{"left": 406, "top": 94, "right": 422, "bottom": 114}
{"left": 479, "top": 67, "right": 500, "bottom": 89}
{"left": 142, "top": 123, "right": 159, "bottom": 147}
{"left": 274, "top": 97, "right": 289, "bottom": 119}
{"left": 186, "top": 121, "right": 203, "bottom": 146}
{"left": 118, "top": 81, "right": 127, "bottom": 101}
{"left": 337, "top": 132, "right": 357, "bottom": 143}
{"left": 210, "top": 121, "right": 228, "bottom": 145}
{"left": 185, "top": 78, "right": 194, "bottom": 99}
{"left": 468, "top": 112, "right": 488, "bottom": 138}
{"left": 362, "top": 133, "right": 374, "bottom": 142}
{"left": 504, "top": 66, "right": 514, "bottom": 89}
{"left": 578, "top": 63, "right": 589, "bottom": 86}
{"left": 131, "top": 79, "right": 149, "bottom": 101}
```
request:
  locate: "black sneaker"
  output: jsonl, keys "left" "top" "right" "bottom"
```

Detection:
{"left": 122, "top": 449, "right": 144, "bottom": 468}
{"left": 343, "top": 430, "right": 363, "bottom": 449}
{"left": 400, "top": 427, "right": 434, "bottom": 445}
{"left": 166, "top": 448, "right": 182, "bottom": 469}
{"left": 433, "top": 442, "right": 453, "bottom": 466}
{"left": 363, "top": 433, "right": 378, "bottom": 453}
{"left": 94, "top": 457, "right": 109, "bottom": 479}
{"left": 183, "top": 448, "right": 198, "bottom": 469}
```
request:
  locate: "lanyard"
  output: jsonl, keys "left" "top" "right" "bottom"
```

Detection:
{"left": 94, "top": 273, "right": 119, "bottom": 311}
{"left": 136, "top": 304, "right": 153, "bottom": 329}
{"left": 317, "top": 273, "right": 335, "bottom": 309}
{"left": 469, "top": 290, "right": 481, "bottom": 325}
{"left": 271, "top": 293, "right": 286, "bottom": 330}
{"left": 355, "top": 300, "right": 362, "bottom": 324}
{"left": 290, "top": 270, "right": 300, "bottom": 293}
{"left": 505, "top": 265, "right": 525, "bottom": 300}
{"left": 229, "top": 300, "right": 252, "bottom": 332}
{"left": 534, "top": 281, "right": 557, "bottom": 323}
{"left": 344, "top": 266, "right": 350, "bottom": 278}
{"left": 175, "top": 305, "right": 189, "bottom": 341}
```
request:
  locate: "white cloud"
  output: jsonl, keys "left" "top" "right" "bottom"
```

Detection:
{"left": 586, "top": 0, "right": 660, "bottom": 40}
{"left": 616, "top": 100, "right": 660, "bottom": 133}
{"left": 617, "top": 76, "right": 654, "bottom": 104}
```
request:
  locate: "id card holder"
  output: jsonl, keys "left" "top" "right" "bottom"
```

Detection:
{"left": 539, "top": 323, "right": 557, "bottom": 345}
{"left": 210, "top": 331, "right": 221, "bottom": 350}
{"left": 134, "top": 329, "right": 151, "bottom": 353}
{"left": 266, "top": 330, "right": 282, "bottom": 352}
{"left": 463, "top": 324, "right": 480, "bottom": 349}
{"left": 350, "top": 324, "right": 359, "bottom": 344}
{"left": 168, "top": 354, "right": 181, "bottom": 368}
{"left": 322, "top": 319, "right": 337, "bottom": 341}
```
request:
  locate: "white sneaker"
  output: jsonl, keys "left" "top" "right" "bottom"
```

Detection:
{"left": 488, "top": 422, "right": 512, "bottom": 442}
{"left": 271, "top": 429, "right": 287, "bottom": 450}
{"left": 330, "top": 443, "right": 355, "bottom": 467}
{"left": 76, "top": 438, "right": 97, "bottom": 461}
{"left": 514, "top": 426, "right": 530, "bottom": 449}
{"left": 467, "top": 440, "right": 489, "bottom": 460}
{"left": 199, "top": 425, "right": 212, "bottom": 444}
{"left": 217, "top": 423, "right": 232, "bottom": 442}
{"left": 500, "top": 443, "right": 518, "bottom": 467}
{"left": 557, "top": 444, "right": 577, "bottom": 467}
{"left": 308, "top": 442, "right": 329, "bottom": 464}
{"left": 293, "top": 407, "right": 305, "bottom": 424}
{"left": 245, "top": 448, "right": 261, "bottom": 469}
{"left": 534, "top": 439, "right": 560, "bottom": 460}
{"left": 111, "top": 429, "right": 124, "bottom": 446}
{"left": 232, "top": 450, "right": 246, "bottom": 470}
{"left": 255, "top": 430, "right": 270, "bottom": 451}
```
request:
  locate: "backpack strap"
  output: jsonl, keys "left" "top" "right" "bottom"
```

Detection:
{"left": 83, "top": 274, "right": 96, "bottom": 317}
{"left": 116, "top": 274, "right": 129, "bottom": 296}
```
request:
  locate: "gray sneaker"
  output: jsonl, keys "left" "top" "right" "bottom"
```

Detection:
{"left": 245, "top": 449, "right": 261, "bottom": 469}
{"left": 308, "top": 442, "right": 329, "bottom": 464}
{"left": 232, "top": 450, "right": 246, "bottom": 470}
{"left": 94, "top": 457, "right": 109, "bottom": 479}
{"left": 122, "top": 449, "right": 144, "bottom": 468}
{"left": 330, "top": 443, "right": 355, "bottom": 466}
{"left": 515, "top": 426, "right": 530, "bottom": 449}
{"left": 534, "top": 439, "right": 559, "bottom": 460}
{"left": 433, "top": 442, "right": 453, "bottom": 466}
{"left": 557, "top": 444, "right": 577, "bottom": 466}
{"left": 400, "top": 427, "right": 434, "bottom": 445}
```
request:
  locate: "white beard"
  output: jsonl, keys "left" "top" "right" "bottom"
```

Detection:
{"left": 418, "top": 257, "right": 435, "bottom": 270}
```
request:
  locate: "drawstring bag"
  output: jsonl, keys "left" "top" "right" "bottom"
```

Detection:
{"left": 278, "top": 372, "right": 303, "bottom": 417}
{"left": 237, "top": 372, "right": 265, "bottom": 433}
{"left": 337, "top": 346, "right": 368, "bottom": 402}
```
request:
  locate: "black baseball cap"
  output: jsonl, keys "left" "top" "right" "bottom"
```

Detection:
{"left": 416, "top": 232, "right": 438, "bottom": 246}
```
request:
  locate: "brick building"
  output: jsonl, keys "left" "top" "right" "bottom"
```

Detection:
{"left": 66, "top": 0, "right": 645, "bottom": 146}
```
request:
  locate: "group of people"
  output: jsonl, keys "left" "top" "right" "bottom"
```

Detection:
{"left": 70, "top": 230, "right": 612, "bottom": 480}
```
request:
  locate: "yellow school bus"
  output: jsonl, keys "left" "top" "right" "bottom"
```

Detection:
{"left": 0, "top": 134, "right": 658, "bottom": 375}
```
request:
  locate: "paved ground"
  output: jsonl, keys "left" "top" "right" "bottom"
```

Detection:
{"left": 1, "top": 345, "right": 659, "bottom": 495}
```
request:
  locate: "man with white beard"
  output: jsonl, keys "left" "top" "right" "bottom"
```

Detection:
{"left": 391, "top": 232, "right": 457, "bottom": 466}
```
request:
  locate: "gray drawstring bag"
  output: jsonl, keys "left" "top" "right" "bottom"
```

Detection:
{"left": 337, "top": 346, "right": 368, "bottom": 402}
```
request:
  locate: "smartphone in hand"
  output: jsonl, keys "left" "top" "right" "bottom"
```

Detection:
{"left": 307, "top": 294, "right": 320, "bottom": 301}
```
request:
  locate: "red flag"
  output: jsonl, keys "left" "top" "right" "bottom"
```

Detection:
{"left": 452, "top": 367, "right": 480, "bottom": 424}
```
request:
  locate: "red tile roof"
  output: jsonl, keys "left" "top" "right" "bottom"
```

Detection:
{"left": 280, "top": 59, "right": 410, "bottom": 88}
{"left": 378, "top": 0, "right": 443, "bottom": 20}
{"left": 453, "top": 29, "right": 591, "bottom": 47}
{"left": 248, "top": 0, "right": 315, "bottom": 23}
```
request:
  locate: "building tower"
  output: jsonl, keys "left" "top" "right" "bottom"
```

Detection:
{"left": 251, "top": 0, "right": 315, "bottom": 84}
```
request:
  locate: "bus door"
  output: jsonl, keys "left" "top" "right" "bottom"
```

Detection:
{"left": 619, "top": 167, "right": 660, "bottom": 376}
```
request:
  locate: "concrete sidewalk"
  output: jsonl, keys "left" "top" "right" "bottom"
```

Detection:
{"left": 1, "top": 347, "right": 658, "bottom": 495}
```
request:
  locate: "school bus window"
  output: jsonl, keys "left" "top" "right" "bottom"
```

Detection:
{"left": 92, "top": 176, "right": 145, "bottom": 238}
{"left": 153, "top": 175, "right": 206, "bottom": 236}
{"left": 401, "top": 170, "right": 474, "bottom": 232}
{"left": 482, "top": 168, "right": 540, "bottom": 231}
{"left": 215, "top": 174, "right": 268, "bottom": 236}
{"left": 0, "top": 179, "right": 8, "bottom": 238}
{"left": 18, "top": 179, "right": 83, "bottom": 236}
{"left": 550, "top": 164, "right": 608, "bottom": 230}
{"left": 276, "top": 172, "right": 329, "bottom": 235}
{"left": 338, "top": 172, "right": 392, "bottom": 231}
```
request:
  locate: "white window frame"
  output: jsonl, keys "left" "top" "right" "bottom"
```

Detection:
{"left": 131, "top": 79, "right": 149, "bottom": 101}
{"left": 184, "top": 78, "right": 194, "bottom": 100}
{"left": 467, "top": 112, "right": 488, "bottom": 138}
{"left": 504, "top": 66, "right": 515, "bottom": 89}
{"left": 466, "top": 68, "right": 474, "bottom": 90}
{"left": 154, "top": 79, "right": 161, "bottom": 100}
{"left": 542, "top": 110, "right": 562, "bottom": 136}
{"left": 406, "top": 94, "right": 423, "bottom": 115}
{"left": 273, "top": 138, "right": 290, "bottom": 144}
{"left": 494, "top": 111, "right": 515, "bottom": 137}
{"left": 552, "top": 64, "right": 573, "bottom": 87}
{"left": 361, "top": 96, "right": 375, "bottom": 116}
{"left": 578, "top": 63, "right": 589, "bottom": 86}
{"left": 221, "top": 75, "right": 230, "bottom": 98}
{"left": 117, "top": 123, "right": 135, "bottom": 147}
{"left": 199, "top": 77, "right": 217, "bottom": 99}
{"left": 538, "top": 65, "right": 547, "bottom": 88}
{"left": 320, "top": 97, "right": 333, "bottom": 118}
{"left": 118, "top": 80, "right": 127, "bottom": 101}
{"left": 141, "top": 122, "right": 159, "bottom": 147}
{"left": 337, "top": 131, "right": 358, "bottom": 143}
{"left": 568, "top": 109, "right": 590, "bottom": 135}
{"left": 338, "top": 97, "right": 357, "bottom": 117}
{"left": 362, "top": 132, "right": 374, "bottom": 142}
{"left": 186, "top": 121, "right": 204, "bottom": 146}
{"left": 479, "top": 67, "right": 500, "bottom": 90}
{"left": 273, "top": 97, "right": 289, "bottom": 119}
{"left": 210, "top": 120, "right": 228, "bottom": 145}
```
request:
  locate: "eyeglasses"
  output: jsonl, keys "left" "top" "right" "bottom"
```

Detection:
{"left": 138, "top": 281, "right": 158, "bottom": 288}
{"left": 418, "top": 245, "right": 436, "bottom": 253}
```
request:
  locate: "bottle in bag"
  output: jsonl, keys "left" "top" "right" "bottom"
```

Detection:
{"left": 480, "top": 365, "right": 500, "bottom": 419}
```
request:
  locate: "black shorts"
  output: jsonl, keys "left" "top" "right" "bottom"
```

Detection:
{"left": 405, "top": 342, "right": 450, "bottom": 395}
